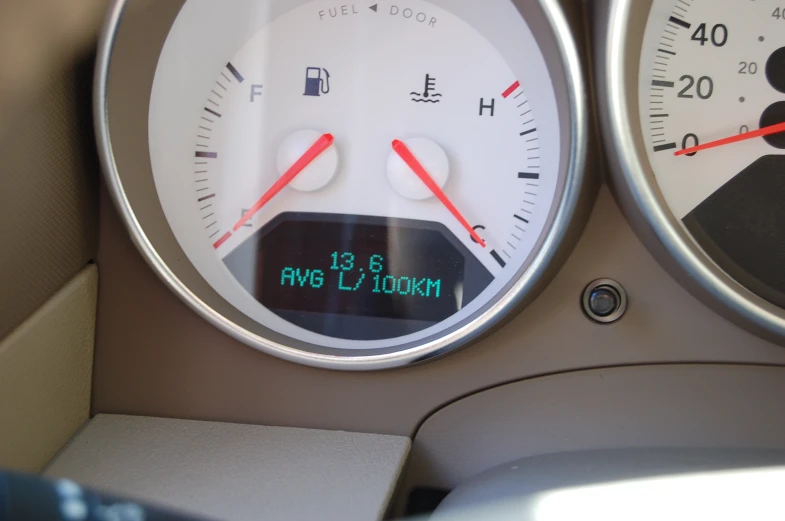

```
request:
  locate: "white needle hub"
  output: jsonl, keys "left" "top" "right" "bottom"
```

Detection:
{"left": 277, "top": 129, "right": 339, "bottom": 192}
{"left": 386, "top": 137, "right": 450, "bottom": 200}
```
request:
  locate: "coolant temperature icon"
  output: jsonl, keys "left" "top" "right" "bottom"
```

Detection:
{"left": 410, "top": 74, "right": 442, "bottom": 103}
{"left": 304, "top": 67, "right": 331, "bottom": 96}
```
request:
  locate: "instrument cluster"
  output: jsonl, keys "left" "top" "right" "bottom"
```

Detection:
{"left": 96, "top": 0, "right": 785, "bottom": 370}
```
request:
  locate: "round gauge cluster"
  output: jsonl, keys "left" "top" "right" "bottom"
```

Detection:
{"left": 97, "top": 0, "right": 588, "bottom": 369}
{"left": 603, "top": 0, "right": 785, "bottom": 340}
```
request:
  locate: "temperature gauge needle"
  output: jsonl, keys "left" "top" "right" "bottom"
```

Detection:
{"left": 231, "top": 133, "right": 335, "bottom": 232}
{"left": 392, "top": 139, "right": 487, "bottom": 248}
{"left": 675, "top": 121, "right": 785, "bottom": 157}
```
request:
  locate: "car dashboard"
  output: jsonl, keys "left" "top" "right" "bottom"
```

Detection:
{"left": 1, "top": 1, "right": 785, "bottom": 520}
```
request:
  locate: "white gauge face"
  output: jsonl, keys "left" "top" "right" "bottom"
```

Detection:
{"left": 640, "top": 0, "right": 785, "bottom": 308}
{"left": 149, "top": 0, "right": 563, "bottom": 351}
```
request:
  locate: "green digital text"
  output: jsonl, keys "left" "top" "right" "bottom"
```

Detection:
{"left": 279, "top": 251, "right": 443, "bottom": 299}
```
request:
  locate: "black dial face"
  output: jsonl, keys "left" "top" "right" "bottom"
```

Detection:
{"left": 683, "top": 155, "right": 785, "bottom": 308}
{"left": 223, "top": 213, "right": 493, "bottom": 340}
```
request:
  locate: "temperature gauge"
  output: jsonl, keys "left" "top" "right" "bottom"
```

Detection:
{"left": 98, "top": 0, "right": 589, "bottom": 368}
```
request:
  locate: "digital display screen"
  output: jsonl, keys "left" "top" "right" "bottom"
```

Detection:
{"left": 223, "top": 213, "right": 494, "bottom": 340}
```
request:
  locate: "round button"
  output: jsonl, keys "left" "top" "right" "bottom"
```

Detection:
{"left": 588, "top": 286, "right": 619, "bottom": 317}
{"left": 386, "top": 137, "right": 450, "bottom": 200}
{"left": 277, "top": 129, "right": 339, "bottom": 192}
{"left": 582, "top": 279, "right": 628, "bottom": 324}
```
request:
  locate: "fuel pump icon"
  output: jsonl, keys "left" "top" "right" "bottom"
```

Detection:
{"left": 304, "top": 67, "right": 331, "bottom": 96}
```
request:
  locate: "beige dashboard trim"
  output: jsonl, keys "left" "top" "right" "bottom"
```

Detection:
{"left": 0, "top": 265, "right": 97, "bottom": 472}
{"left": 46, "top": 414, "right": 411, "bottom": 521}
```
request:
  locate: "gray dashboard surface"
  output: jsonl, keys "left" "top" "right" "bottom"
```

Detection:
{"left": 431, "top": 449, "right": 785, "bottom": 521}
{"left": 405, "top": 364, "right": 785, "bottom": 492}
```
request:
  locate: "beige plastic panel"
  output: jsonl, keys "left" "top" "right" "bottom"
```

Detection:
{"left": 0, "top": 266, "right": 97, "bottom": 472}
{"left": 46, "top": 414, "right": 410, "bottom": 521}
{"left": 93, "top": 185, "right": 785, "bottom": 437}
{"left": 0, "top": 0, "right": 103, "bottom": 123}
{"left": 405, "top": 364, "right": 785, "bottom": 492}
{"left": 0, "top": 63, "right": 98, "bottom": 340}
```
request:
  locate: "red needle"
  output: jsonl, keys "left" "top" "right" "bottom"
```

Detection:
{"left": 231, "top": 133, "right": 334, "bottom": 232}
{"left": 392, "top": 139, "right": 487, "bottom": 248}
{"left": 675, "top": 121, "right": 785, "bottom": 157}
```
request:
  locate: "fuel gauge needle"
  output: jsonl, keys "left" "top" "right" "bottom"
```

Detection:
{"left": 228, "top": 132, "right": 334, "bottom": 235}
{"left": 392, "top": 139, "right": 487, "bottom": 248}
{"left": 675, "top": 121, "right": 785, "bottom": 157}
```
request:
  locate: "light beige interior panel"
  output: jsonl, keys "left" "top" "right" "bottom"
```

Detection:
{"left": 0, "top": 52, "right": 99, "bottom": 472}
{"left": 93, "top": 186, "right": 785, "bottom": 436}
{"left": 0, "top": 266, "right": 97, "bottom": 472}
{"left": 0, "top": 63, "right": 98, "bottom": 340}
{"left": 46, "top": 414, "right": 410, "bottom": 521}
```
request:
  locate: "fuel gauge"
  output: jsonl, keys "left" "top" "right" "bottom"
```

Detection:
{"left": 99, "top": 0, "right": 589, "bottom": 368}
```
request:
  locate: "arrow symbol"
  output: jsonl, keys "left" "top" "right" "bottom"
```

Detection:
{"left": 369, "top": 4, "right": 378, "bottom": 12}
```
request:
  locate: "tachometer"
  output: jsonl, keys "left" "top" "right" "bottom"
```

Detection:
{"left": 97, "top": 0, "right": 589, "bottom": 369}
